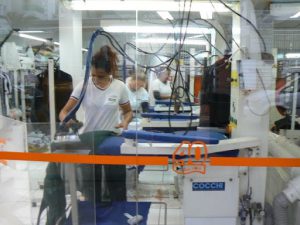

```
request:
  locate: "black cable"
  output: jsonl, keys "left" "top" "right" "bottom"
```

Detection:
{"left": 208, "top": 0, "right": 241, "bottom": 50}
{"left": 101, "top": 30, "right": 197, "bottom": 116}
{"left": 216, "top": 0, "right": 267, "bottom": 52}
{"left": 169, "top": 17, "right": 226, "bottom": 57}
{"left": 246, "top": 166, "right": 251, "bottom": 199}
{"left": 176, "top": 0, "right": 195, "bottom": 135}
{"left": 180, "top": 0, "right": 192, "bottom": 51}
{"left": 126, "top": 30, "right": 173, "bottom": 55}
{"left": 124, "top": 42, "right": 173, "bottom": 68}
{"left": 167, "top": 64, "right": 179, "bottom": 133}
{"left": 167, "top": 10, "right": 180, "bottom": 132}
{"left": 209, "top": 54, "right": 219, "bottom": 59}
{"left": 62, "top": 29, "right": 176, "bottom": 123}
{"left": 138, "top": 13, "right": 230, "bottom": 51}
{"left": 177, "top": 0, "right": 187, "bottom": 49}
{"left": 62, "top": 28, "right": 203, "bottom": 124}
{"left": 256, "top": 68, "right": 272, "bottom": 105}
{"left": 170, "top": 56, "right": 194, "bottom": 134}
{"left": 179, "top": 50, "right": 205, "bottom": 65}
{"left": 85, "top": 28, "right": 201, "bottom": 134}
{"left": 125, "top": 41, "right": 207, "bottom": 68}
{"left": 174, "top": 85, "right": 194, "bottom": 135}
{"left": 202, "top": 32, "right": 223, "bottom": 55}
{"left": 245, "top": 68, "right": 272, "bottom": 117}
{"left": 100, "top": 31, "right": 174, "bottom": 69}
{"left": 167, "top": 0, "right": 188, "bottom": 132}
{"left": 167, "top": 0, "right": 191, "bottom": 133}
{"left": 103, "top": 31, "right": 172, "bottom": 69}
{"left": 102, "top": 16, "right": 220, "bottom": 75}
{"left": 191, "top": 18, "right": 231, "bottom": 51}
{"left": 125, "top": 42, "right": 165, "bottom": 56}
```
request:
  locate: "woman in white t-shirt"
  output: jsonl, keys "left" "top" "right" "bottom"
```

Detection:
{"left": 59, "top": 45, "right": 133, "bottom": 133}
{"left": 59, "top": 45, "right": 133, "bottom": 203}
{"left": 150, "top": 67, "right": 173, "bottom": 106}
{"left": 126, "top": 72, "right": 149, "bottom": 112}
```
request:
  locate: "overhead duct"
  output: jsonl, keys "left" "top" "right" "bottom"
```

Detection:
{"left": 270, "top": 3, "right": 300, "bottom": 20}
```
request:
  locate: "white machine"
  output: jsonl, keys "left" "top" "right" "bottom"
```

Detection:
{"left": 183, "top": 166, "right": 239, "bottom": 225}
{"left": 140, "top": 116, "right": 199, "bottom": 130}
{"left": 121, "top": 135, "right": 262, "bottom": 225}
{"left": 140, "top": 102, "right": 200, "bottom": 130}
{"left": 153, "top": 104, "right": 197, "bottom": 113}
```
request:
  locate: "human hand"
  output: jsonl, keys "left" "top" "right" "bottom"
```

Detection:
{"left": 171, "top": 94, "right": 177, "bottom": 100}
{"left": 65, "top": 119, "right": 78, "bottom": 128}
{"left": 115, "top": 122, "right": 129, "bottom": 130}
{"left": 70, "top": 121, "right": 83, "bottom": 132}
{"left": 60, "top": 119, "right": 83, "bottom": 133}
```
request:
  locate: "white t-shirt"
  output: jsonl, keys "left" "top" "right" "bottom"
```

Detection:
{"left": 126, "top": 86, "right": 149, "bottom": 111}
{"left": 71, "top": 77, "right": 129, "bottom": 133}
{"left": 150, "top": 79, "right": 172, "bottom": 106}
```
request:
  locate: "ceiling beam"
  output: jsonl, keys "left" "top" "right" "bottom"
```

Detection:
{"left": 251, "top": 0, "right": 270, "bottom": 10}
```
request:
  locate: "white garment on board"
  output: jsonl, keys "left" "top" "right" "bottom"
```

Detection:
{"left": 149, "top": 78, "right": 172, "bottom": 106}
{"left": 126, "top": 86, "right": 149, "bottom": 111}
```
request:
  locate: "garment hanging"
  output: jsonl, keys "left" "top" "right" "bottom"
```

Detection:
{"left": 200, "top": 55, "right": 231, "bottom": 128}
{"left": 0, "top": 68, "right": 13, "bottom": 116}
{"left": 31, "top": 68, "right": 73, "bottom": 123}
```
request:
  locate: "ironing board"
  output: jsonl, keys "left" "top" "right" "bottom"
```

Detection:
{"left": 122, "top": 130, "right": 225, "bottom": 144}
{"left": 141, "top": 112, "right": 199, "bottom": 120}
{"left": 155, "top": 100, "right": 196, "bottom": 106}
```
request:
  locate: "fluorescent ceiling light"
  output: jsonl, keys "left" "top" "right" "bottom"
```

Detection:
{"left": 18, "top": 33, "right": 49, "bottom": 43}
{"left": 157, "top": 11, "right": 174, "bottom": 20}
{"left": 67, "top": 0, "right": 230, "bottom": 12}
{"left": 277, "top": 53, "right": 284, "bottom": 59}
{"left": 54, "top": 41, "right": 88, "bottom": 52}
{"left": 103, "top": 26, "right": 211, "bottom": 34}
{"left": 286, "top": 53, "right": 300, "bottom": 58}
{"left": 54, "top": 41, "right": 87, "bottom": 52}
{"left": 18, "top": 35, "right": 87, "bottom": 52}
{"left": 200, "top": 10, "right": 213, "bottom": 19}
{"left": 136, "top": 38, "right": 208, "bottom": 47}
{"left": 290, "top": 11, "right": 300, "bottom": 18}
{"left": 188, "top": 34, "right": 204, "bottom": 39}
{"left": 19, "top": 30, "right": 45, "bottom": 34}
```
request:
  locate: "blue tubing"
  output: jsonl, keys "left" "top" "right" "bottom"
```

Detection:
{"left": 63, "top": 29, "right": 103, "bottom": 123}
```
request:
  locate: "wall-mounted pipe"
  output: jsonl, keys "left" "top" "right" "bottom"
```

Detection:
{"left": 295, "top": 202, "right": 300, "bottom": 225}
{"left": 273, "top": 192, "right": 289, "bottom": 225}
{"left": 273, "top": 174, "right": 300, "bottom": 225}
{"left": 269, "top": 132, "right": 300, "bottom": 225}
{"left": 268, "top": 132, "right": 300, "bottom": 158}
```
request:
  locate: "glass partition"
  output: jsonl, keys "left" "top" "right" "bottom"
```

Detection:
{"left": 1, "top": 1, "right": 300, "bottom": 225}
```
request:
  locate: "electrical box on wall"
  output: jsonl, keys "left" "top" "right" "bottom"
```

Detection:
{"left": 237, "top": 59, "right": 257, "bottom": 90}
{"left": 237, "top": 59, "right": 273, "bottom": 91}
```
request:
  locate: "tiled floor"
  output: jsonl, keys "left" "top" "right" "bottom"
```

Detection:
{"left": 0, "top": 162, "right": 184, "bottom": 225}
{"left": 0, "top": 163, "right": 32, "bottom": 225}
